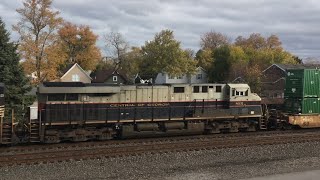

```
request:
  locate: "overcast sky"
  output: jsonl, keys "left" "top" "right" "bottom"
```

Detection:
{"left": 1, "top": 0, "right": 320, "bottom": 58}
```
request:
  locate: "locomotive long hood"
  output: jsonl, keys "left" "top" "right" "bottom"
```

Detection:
{"left": 38, "top": 83, "right": 120, "bottom": 94}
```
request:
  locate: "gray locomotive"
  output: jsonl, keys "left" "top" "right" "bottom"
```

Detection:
{"left": 35, "top": 82, "right": 266, "bottom": 143}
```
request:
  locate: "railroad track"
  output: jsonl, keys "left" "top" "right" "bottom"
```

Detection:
{"left": 0, "top": 129, "right": 317, "bottom": 154}
{"left": 1, "top": 130, "right": 320, "bottom": 167}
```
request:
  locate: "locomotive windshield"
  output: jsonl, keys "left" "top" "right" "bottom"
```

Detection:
{"left": 231, "top": 89, "right": 249, "bottom": 96}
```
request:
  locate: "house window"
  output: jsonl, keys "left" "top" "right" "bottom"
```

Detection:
{"left": 202, "top": 86, "right": 208, "bottom": 93}
{"left": 174, "top": 87, "right": 185, "bottom": 93}
{"left": 177, "top": 76, "right": 183, "bottom": 79}
{"left": 113, "top": 76, "right": 117, "bottom": 81}
{"left": 196, "top": 74, "right": 202, "bottom": 79}
{"left": 193, "top": 86, "right": 200, "bottom": 93}
{"left": 72, "top": 74, "right": 80, "bottom": 82}
{"left": 169, "top": 75, "right": 175, "bottom": 79}
{"left": 216, "top": 86, "right": 222, "bottom": 92}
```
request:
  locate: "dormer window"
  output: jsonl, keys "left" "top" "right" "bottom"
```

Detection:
{"left": 113, "top": 76, "right": 117, "bottom": 81}
{"left": 72, "top": 74, "right": 80, "bottom": 82}
{"left": 196, "top": 74, "right": 202, "bottom": 79}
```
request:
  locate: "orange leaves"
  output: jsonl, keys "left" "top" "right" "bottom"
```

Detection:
{"left": 14, "top": 0, "right": 63, "bottom": 83}
{"left": 57, "top": 22, "right": 101, "bottom": 70}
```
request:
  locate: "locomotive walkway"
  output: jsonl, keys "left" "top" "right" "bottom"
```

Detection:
{"left": 1, "top": 130, "right": 320, "bottom": 167}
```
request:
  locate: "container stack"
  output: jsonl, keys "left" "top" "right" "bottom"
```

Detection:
{"left": 284, "top": 69, "right": 320, "bottom": 114}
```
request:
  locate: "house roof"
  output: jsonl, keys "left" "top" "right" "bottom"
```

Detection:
{"left": 263, "top": 64, "right": 320, "bottom": 73}
{"left": 60, "top": 63, "right": 92, "bottom": 80}
{"left": 91, "top": 68, "right": 128, "bottom": 83}
{"left": 196, "top": 66, "right": 206, "bottom": 72}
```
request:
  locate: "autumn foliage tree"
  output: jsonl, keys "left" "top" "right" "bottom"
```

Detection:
{"left": 14, "top": 0, "right": 63, "bottom": 83}
{"left": 57, "top": 22, "right": 102, "bottom": 70}
{"left": 141, "top": 29, "right": 197, "bottom": 80}
{"left": 122, "top": 47, "right": 143, "bottom": 82}
{"left": 204, "top": 32, "right": 299, "bottom": 92}
{"left": 195, "top": 48, "right": 213, "bottom": 71}
{"left": 200, "top": 31, "right": 230, "bottom": 50}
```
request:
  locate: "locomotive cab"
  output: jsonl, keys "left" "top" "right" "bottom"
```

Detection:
{"left": 226, "top": 84, "right": 261, "bottom": 102}
{"left": 224, "top": 84, "right": 262, "bottom": 117}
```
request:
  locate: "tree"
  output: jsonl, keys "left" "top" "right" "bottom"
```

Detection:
{"left": 104, "top": 31, "right": 129, "bottom": 68}
{"left": 235, "top": 33, "right": 266, "bottom": 50}
{"left": 209, "top": 45, "right": 248, "bottom": 82}
{"left": 43, "top": 42, "right": 67, "bottom": 80}
{"left": 13, "top": 0, "right": 63, "bottom": 83}
{"left": 0, "top": 18, "right": 32, "bottom": 122}
{"left": 210, "top": 45, "right": 231, "bottom": 82}
{"left": 195, "top": 48, "right": 213, "bottom": 71}
{"left": 141, "top": 29, "right": 196, "bottom": 79}
{"left": 244, "top": 64, "right": 262, "bottom": 93}
{"left": 234, "top": 33, "right": 297, "bottom": 68}
{"left": 293, "top": 56, "right": 303, "bottom": 64}
{"left": 58, "top": 22, "right": 102, "bottom": 70}
{"left": 121, "top": 47, "right": 143, "bottom": 82}
{"left": 200, "top": 31, "right": 230, "bottom": 50}
{"left": 266, "top": 34, "right": 282, "bottom": 49}
{"left": 228, "top": 46, "right": 249, "bottom": 80}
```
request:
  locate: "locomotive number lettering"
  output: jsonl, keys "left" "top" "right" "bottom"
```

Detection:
{"left": 235, "top": 102, "right": 244, "bottom": 106}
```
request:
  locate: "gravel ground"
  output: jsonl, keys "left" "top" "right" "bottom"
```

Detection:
{"left": 2, "top": 141, "right": 320, "bottom": 180}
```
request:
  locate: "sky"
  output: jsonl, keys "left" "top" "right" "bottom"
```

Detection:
{"left": 0, "top": 0, "right": 320, "bottom": 58}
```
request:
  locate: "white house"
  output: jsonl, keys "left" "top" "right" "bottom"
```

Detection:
{"left": 155, "top": 67, "right": 208, "bottom": 84}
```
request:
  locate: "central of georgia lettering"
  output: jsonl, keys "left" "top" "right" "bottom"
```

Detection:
{"left": 109, "top": 103, "right": 170, "bottom": 108}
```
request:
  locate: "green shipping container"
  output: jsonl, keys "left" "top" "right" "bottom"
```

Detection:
{"left": 284, "top": 98, "right": 320, "bottom": 114}
{"left": 284, "top": 69, "right": 320, "bottom": 98}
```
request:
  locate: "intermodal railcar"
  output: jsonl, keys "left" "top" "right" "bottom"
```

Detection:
{"left": 277, "top": 69, "right": 320, "bottom": 128}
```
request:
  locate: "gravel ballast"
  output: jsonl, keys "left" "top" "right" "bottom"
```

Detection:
{"left": 2, "top": 141, "right": 320, "bottom": 180}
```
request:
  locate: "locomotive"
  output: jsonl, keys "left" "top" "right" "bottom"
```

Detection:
{"left": 2, "top": 75, "right": 318, "bottom": 145}
{"left": 0, "top": 82, "right": 268, "bottom": 144}
{"left": 34, "top": 82, "right": 265, "bottom": 143}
